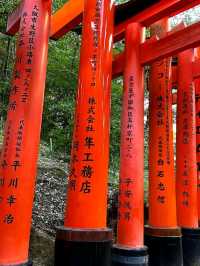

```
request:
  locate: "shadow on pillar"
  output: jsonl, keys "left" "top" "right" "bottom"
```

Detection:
{"left": 144, "top": 226, "right": 183, "bottom": 266}
{"left": 182, "top": 228, "right": 200, "bottom": 266}
{"left": 54, "top": 227, "right": 112, "bottom": 266}
{"left": 112, "top": 245, "right": 148, "bottom": 266}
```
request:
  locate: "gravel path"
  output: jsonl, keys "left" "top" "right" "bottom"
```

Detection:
{"left": 32, "top": 158, "right": 68, "bottom": 236}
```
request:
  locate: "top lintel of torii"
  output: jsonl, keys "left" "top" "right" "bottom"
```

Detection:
{"left": 6, "top": 0, "right": 200, "bottom": 41}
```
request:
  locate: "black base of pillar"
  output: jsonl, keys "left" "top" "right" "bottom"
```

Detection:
{"left": 144, "top": 226, "right": 183, "bottom": 266}
{"left": 54, "top": 227, "right": 113, "bottom": 266}
{"left": 19, "top": 262, "right": 32, "bottom": 266}
{"left": 112, "top": 245, "right": 148, "bottom": 266}
{"left": 23, "top": 263, "right": 32, "bottom": 266}
{"left": 182, "top": 228, "right": 200, "bottom": 266}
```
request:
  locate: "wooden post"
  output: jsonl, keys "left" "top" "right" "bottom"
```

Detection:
{"left": 177, "top": 48, "right": 200, "bottom": 266}
{"left": 176, "top": 49, "right": 198, "bottom": 228}
{"left": 112, "top": 23, "right": 148, "bottom": 266}
{"left": 145, "top": 19, "right": 183, "bottom": 266}
{"left": 54, "top": 0, "right": 114, "bottom": 265}
{"left": 0, "top": 0, "right": 51, "bottom": 265}
{"left": 195, "top": 48, "right": 200, "bottom": 225}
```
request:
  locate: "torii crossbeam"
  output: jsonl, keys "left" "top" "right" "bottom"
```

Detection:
{"left": 6, "top": 0, "right": 200, "bottom": 41}
{"left": 113, "top": 21, "right": 200, "bottom": 78}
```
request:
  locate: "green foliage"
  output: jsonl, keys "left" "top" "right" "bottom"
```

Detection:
{"left": 110, "top": 79, "right": 123, "bottom": 174}
{"left": 0, "top": 34, "right": 15, "bottom": 120}
{"left": 41, "top": 33, "right": 80, "bottom": 158}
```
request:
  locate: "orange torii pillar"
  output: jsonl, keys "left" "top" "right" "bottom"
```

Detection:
{"left": 145, "top": 19, "right": 183, "bottom": 266}
{"left": 112, "top": 23, "right": 148, "bottom": 266}
{"left": 54, "top": 0, "right": 114, "bottom": 265}
{"left": 0, "top": 0, "right": 51, "bottom": 265}
{"left": 195, "top": 48, "right": 200, "bottom": 226}
{"left": 177, "top": 49, "right": 200, "bottom": 266}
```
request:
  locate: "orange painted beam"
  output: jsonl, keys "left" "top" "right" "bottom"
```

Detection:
{"left": 113, "top": 21, "right": 200, "bottom": 79}
{"left": 112, "top": 36, "right": 158, "bottom": 78}
{"left": 141, "top": 21, "right": 200, "bottom": 65}
{"left": 113, "top": 22, "right": 184, "bottom": 78}
{"left": 6, "top": 0, "right": 23, "bottom": 35}
{"left": 51, "top": 0, "right": 200, "bottom": 41}
{"left": 170, "top": 56, "right": 200, "bottom": 105}
{"left": 6, "top": 0, "right": 200, "bottom": 40}
{"left": 6, "top": 0, "right": 83, "bottom": 38}
{"left": 114, "top": 0, "right": 200, "bottom": 41}
{"left": 157, "top": 56, "right": 200, "bottom": 93}
{"left": 51, "top": 0, "right": 84, "bottom": 40}
{"left": 170, "top": 59, "right": 200, "bottom": 103}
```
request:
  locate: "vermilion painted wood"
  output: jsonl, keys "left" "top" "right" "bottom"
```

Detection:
{"left": 50, "top": 0, "right": 84, "bottom": 40}
{"left": 113, "top": 21, "right": 200, "bottom": 79}
{"left": 148, "top": 19, "right": 177, "bottom": 228}
{"left": 117, "top": 23, "right": 144, "bottom": 248}
{"left": 64, "top": 0, "right": 114, "bottom": 229}
{"left": 114, "top": 0, "right": 200, "bottom": 41}
{"left": 6, "top": 0, "right": 83, "bottom": 37}
{"left": 169, "top": 58, "right": 200, "bottom": 106}
{"left": 51, "top": 0, "right": 200, "bottom": 40}
{"left": 193, "top": 59, "right": 200, "bottom": 80}
{"left": 112, "top": 36, "right": 159, "bottom": 79}
{"left": 113, "top": 22, "right": 185, "bottom": 78}
{"left": 195, "top": 48, "right": 200, "bottom": 224}
{"left": 141, "top": 21, "right": 200, "bottom": 65}
{"left": 0, "top": 0, "right": 51, "bottom": 264}
{"left": 176, "top": 49, "right": 198, "bottom": 228}
{"left": 171, "top": 59, "right": 200, "bottom": 104}
{"left": 6, "top": 0, "right": 200, "bottom": 40}
{"left": 6, "top": 0, "right": 23, "bottom": 35}
{"left": 196, "top": 78, "right": 200, "bottom": 224}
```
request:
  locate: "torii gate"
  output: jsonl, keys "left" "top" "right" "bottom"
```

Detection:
{"left": 6, "top": 0, "right": 200, "bottom": 40}
{"left": 2, "top": 0, "right": 200, "bottom": 266}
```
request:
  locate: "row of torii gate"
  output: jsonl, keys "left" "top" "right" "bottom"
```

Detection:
{"left": 1, "top": 0, "right": 200, "bottom": 266}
